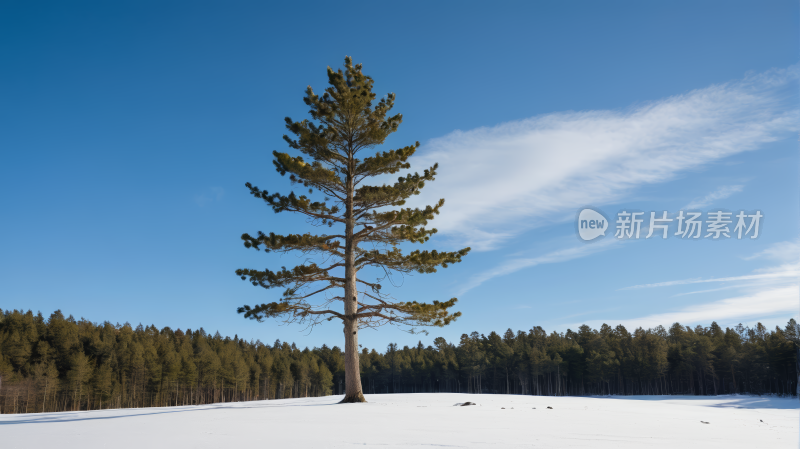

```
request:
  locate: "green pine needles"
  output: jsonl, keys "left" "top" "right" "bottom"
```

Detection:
{"left": 235, "top": 57, "right": 470, "bottom": 402}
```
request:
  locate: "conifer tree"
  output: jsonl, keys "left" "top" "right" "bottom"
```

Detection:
{"left": 235, "top": 57, "right": 470, "bottom": 402}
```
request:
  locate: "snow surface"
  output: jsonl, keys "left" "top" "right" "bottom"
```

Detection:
{"left": 1, "top": 394, "right": 797, "bottom": 448}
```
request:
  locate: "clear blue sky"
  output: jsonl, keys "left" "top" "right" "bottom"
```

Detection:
{"left": 1, "top": 1, "right": 798, "bottom": 351}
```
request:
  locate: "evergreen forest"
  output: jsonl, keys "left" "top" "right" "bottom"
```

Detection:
{"left": 0, "top": 308, "right": 796, "bottom": 414}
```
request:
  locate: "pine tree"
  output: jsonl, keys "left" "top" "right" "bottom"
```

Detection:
{"left": 92, "top": 360, "right": 114, "bottom": 407}
{"left": 235, "top": 57, "right": 470, "bottom": 402}
{"left": 66, "top": 351, "right": 92, "bottom": 410}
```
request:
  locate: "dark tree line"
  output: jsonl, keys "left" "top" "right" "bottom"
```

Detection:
{"left": 359, "top": 320, "right": 797, "bottom": 398}
{"left": 0, "top": 308, "right": 796, "bottom": 414}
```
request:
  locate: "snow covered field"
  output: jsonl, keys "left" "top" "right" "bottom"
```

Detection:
{"left": 1, "top": 393, "right": 796, "bottom": 448}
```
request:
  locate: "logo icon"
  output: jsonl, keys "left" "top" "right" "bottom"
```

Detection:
{"left": 578, "top": 208, "right": 608, "bottom": 241}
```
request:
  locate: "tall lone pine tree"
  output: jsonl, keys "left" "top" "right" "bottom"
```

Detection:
{"left": 236, "top": 57, "right": 470, "bottom": 403}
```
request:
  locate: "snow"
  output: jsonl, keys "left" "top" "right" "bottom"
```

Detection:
{"left": 1, "top": 394, "right": 797, "bottom": 448}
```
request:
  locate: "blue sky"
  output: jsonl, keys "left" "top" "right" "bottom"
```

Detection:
{"left": 1, "top": 1, "right": 798, "bottom": 350}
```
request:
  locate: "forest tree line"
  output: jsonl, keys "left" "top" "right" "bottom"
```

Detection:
{"left": 0, "top": 308, "right": 796, "bottom": 414}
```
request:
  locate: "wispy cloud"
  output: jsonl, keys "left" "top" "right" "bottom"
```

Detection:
{"left": 685, "top": 185, "right": 744, "bottom": 210}
{"left": 581, "top": 286, "right": 799, "bottom": 330}
{"left": 605, "top": 242, "right": 800, "bottom": 328}
{"left": 620, "top": 269, "right": 799, "bottom": 290}
{"left": 671, "top": 285, "right": 744, "bottom": 297}
{"left": 622, "top": 240, "right": 800, "bottom": 291}
{"left": 743, "top": 239, "right": 800, "bottom": 263}
{"left": 411, "top": 67, "right": 798, "bottom": 250}
{"left": 457, "top": 239, "right": 620, "bottom": 295}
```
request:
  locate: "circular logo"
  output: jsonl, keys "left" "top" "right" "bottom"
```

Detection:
{"left": 577, "top": 208, "right": 608, "bottom": 241}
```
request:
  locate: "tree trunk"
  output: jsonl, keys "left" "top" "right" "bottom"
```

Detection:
{"left": 341, "top": 315, "right": 364, "bottom": 402}
{"left": 340, "top": 167, "right": 366, "bottom": 404}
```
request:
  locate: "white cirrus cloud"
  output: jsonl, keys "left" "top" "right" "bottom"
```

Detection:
{"left": 671, "top": 285, "right": 745, "bottom": 297}
{"left": 685, "top": 185, "right": 744, "bottom": 210}
{"left": 621, "top": 241, "right": 800, "bottom": 291}
{"left": 743, "top": 239, "right": 800, "bottom": 263}
{"left": 456, "top": 238, "right": 621, "bottom": 295}
{"left": 411, "top": 66, "right": 798, "bottom": 251}
{"left": 579, "top": 285, "right": 799, "bottom": 330}
{"left": 620, "top": 269, "right": 800, "bottom": 290}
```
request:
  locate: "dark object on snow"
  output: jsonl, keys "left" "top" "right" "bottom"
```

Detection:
{"left": 532, "top": 407, "right": 536, "bottom": 409}
{"left": 547, "top": 406, "right": 553, "bottom": 409}
{"left": 460, "top": 402, "right": 476, "bottom": 406}
{"left": 501, "top": 407, "right": 505, "bottom": 409}
{"left": 700, "top": 421, "right": 709, "bottom": 424}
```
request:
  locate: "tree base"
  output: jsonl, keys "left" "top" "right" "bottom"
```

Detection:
{"left": 339, "top": 392, "right": 367, "bottom": 403}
